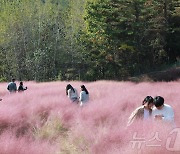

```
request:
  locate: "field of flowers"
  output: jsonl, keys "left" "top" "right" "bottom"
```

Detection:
{"left": 0, "top": 80, "right": 180, "bottom": 154}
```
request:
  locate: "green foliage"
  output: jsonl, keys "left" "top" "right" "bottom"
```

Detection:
{"left": 79, "top": 0, "right": 180, "bottom": 80}
{"left": 0, "top": 0, "right": 179, "bottom": 81}
{"left": 0, "top": 0, "right": 78, "bottom": 81}
{"left": 166, "top": 4, "right": 180, "bottom": 62}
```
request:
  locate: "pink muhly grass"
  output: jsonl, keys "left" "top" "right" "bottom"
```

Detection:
{"left": 0, "top": 80, "right": 179, "bottom": 153}
{"left": 0, "top": 131, "right": 56, "bottom": 154}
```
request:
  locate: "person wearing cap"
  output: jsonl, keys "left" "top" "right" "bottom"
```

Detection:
{"left": 152, "top": 96, "right": 175, "bottom": 126}
{"left": 127, "top": 96, "right": 154, "bottom": 126}
{"left": 7, "top": 78, "right": 17, "bottom": 93}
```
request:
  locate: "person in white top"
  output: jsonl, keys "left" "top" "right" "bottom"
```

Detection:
{"left": 79, "top": 85, "right": 89, "bottom": 106}
{"left": 152, "top": 96, "right": 175, "bottom": 126}
{"left": 66, "top": 84, "right": 78, "bottom": 103}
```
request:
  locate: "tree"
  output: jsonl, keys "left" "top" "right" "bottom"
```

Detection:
{"left": 0, "top": 0, "right": 73, "bottom": 81}
{"left": 80, "top": 0, "right": 179, "bottom": 80}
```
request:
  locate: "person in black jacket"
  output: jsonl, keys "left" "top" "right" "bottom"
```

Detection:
{"left": 18, "top": 81, "right": 27, "bottom": 92}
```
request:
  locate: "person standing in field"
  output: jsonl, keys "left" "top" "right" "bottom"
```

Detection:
{"left": 18, "top": 81, "right": 27, "bottom": 92}
{"left": 127, "top": 96, "right": 154, "bottom": 126}
{"left": 7, "top": 78, "right": 17, "bottom": 93}
{"left": 79, "top": 85, "right": 89, "bottom": 106}
{"left": 152, "top": 96, "right": 175, "bottom": 127}
{"left": 66, "top": 84, "right": 78, "bottom": 103}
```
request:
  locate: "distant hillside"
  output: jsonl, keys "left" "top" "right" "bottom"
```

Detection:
{"left": 128, "top": 67, "right": 180, "bottom": 82}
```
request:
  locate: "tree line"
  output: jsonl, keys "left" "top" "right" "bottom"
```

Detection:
{"left": 0, "top": 0, "right": 179, "bottom": 81}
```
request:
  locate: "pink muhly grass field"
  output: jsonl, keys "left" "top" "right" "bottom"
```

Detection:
{"left": 0, "top": 80, "right": 180, "bottom": 154}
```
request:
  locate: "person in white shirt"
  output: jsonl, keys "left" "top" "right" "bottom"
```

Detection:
{"left": 152, "top": 96, "right": 175, "bottom": 126}
{"left": 79, "top": 85, "right": 89, "bottom": 106}
{"left": 127, "top": 96, "right": 154, "bottom": 126}
{"left": 66, "top": 84, "right": 78, "bottom": 103}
